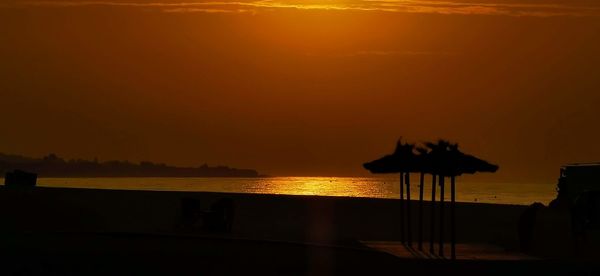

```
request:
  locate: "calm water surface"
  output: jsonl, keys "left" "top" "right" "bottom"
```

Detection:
{"left": 37, "top": 176, "right": 556, "bottom": 205}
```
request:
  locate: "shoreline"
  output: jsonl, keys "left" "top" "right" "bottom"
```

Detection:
{"left": 32, "top": 184, "right": 532, "bottom": 206}
{"left": 32, "top": 177, "right": 556, "bottom": 206}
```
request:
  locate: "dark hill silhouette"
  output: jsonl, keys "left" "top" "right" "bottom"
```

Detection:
{"left": 0, "top": 153, "right": 260, "bottom": 178}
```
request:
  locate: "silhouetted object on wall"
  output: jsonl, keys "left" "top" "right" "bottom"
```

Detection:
{"left": 364, "top": 139, "right": 419, "bottom": 246}
{"left": 180, "top": 198, "right": 235, "bottom": 233}
{"left": 4, "top": 170, "right": 37, "bottom": 188}
{"left": 518, "top": 202, "right": 545, "bottom": 253}
{"left": 204, "top": 198, "right": 235, "bottom": 233}
{"left": 181, "top": 197, "right": 204, "bottom": 230}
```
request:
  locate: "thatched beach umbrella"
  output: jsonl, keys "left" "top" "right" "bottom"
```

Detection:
{"left": 425, "top": 140, "right": 498, "bottom": 259}
{"left": 415, "top": 146, "right": 439, "bottom": 254}
{"left": 448, "top": 145, "right": 498, "bottom": 259}
{"left": 429, "top": 174, "right": 437, "bottom": 254}
{"left": 415, "top": 147, "right": 430, "bottom": 251}
{"left": 424, "top": 140, "right": 450, "bottom": 256}
{"left": 364, "top": 139, "right": 418, "bottom": 246}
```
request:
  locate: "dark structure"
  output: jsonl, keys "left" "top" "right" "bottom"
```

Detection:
{"left": 181, "top": 197, "right": 205, "bottom": 230}
{"left": 4, "top": 170, "right": 37, "bottom": 188}
{"left": 551, "top": 163, "right": 600, "bottom": 209}
{"left": 430, "top": 174, "right": 437, "bottom": 254}
{"left": 364, "top": 139, "right": 420, "bottom": 246}
{"left": 518, "top": 202, "right": 545, "bottom": 252}
{"left": 180, "top": 198, "right": 235, "bottom": 233}
{"left": 425, "top": 140, "right": 498, "bottom": 259}
{"left": 364, "top": 138, "right": 498, "bottom": 260}
{"left": 416, "top": 150, "right": 426, "bottom": 251}
{"left": 204, "top": 198, "right": 235, "bottom": 233}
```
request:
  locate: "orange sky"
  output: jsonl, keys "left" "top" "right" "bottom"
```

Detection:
{"left": 1, "top": 0, "right": 599, "bottom": 183}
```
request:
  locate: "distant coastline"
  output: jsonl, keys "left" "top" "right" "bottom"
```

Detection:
{"left": 0, "top": 153, "right": 260, "bottom": 178}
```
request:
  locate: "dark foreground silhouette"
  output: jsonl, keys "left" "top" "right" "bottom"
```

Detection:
{"left": 1, "top": 153, "right": 600, "bottom": 274}
{"left": 0, "top": 186, "right": 599, "bottom": 275}
{"left": 519, "top": 163, "right": 600, "bottom": 258}
{"left": 0, "top": 152, "right": 260, "bottom": 177}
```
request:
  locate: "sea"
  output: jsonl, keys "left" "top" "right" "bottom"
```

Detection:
{"left": 36, "top": 176, "right": 556, "bottom": 206}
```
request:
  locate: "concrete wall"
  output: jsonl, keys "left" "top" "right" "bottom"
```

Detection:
{"left": 0, "top": 187, "right": 526, "bottom": 248}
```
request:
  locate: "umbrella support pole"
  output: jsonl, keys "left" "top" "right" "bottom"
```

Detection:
{"left": 451, "top": 176, "right": 456, "bottom": 260}
{"left": 400, "top": 172, "right": 405, "bottom": 244}
{"left": 406, "top": 173, "right": 412, "bottom": 247}
{"left": 439, "top": 176, "right": 445, "bottom": 257}
{"left": 418, "top": 172, "right": 424, "bottom": 251}
{"left": 429, "top": 174, "right": 436, "bottom": 254}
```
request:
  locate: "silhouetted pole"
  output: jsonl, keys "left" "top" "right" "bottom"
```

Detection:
{"left": 429, "top": 174, "right": 436, "bottom": 254}
{"left": 439, "top": 176, "right": 445, "bottom": 257}
{"left": 406, "top": 172, "right": 412, "bottom": 247}
{"left": 451, "top": 176, "right": 456, "bottom": 260}
{"left": 418, "top": 172, "right": 424, "bottom": 251}
{"left": 400, "top": 172, "right": 405, "bottom": 243}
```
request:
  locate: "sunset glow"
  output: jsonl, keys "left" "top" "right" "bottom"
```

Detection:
{"left": 2, "top": 0, "right": 600, "bottom": 183}
{"left": 2, "top": 0, "right": 600, "bottom": 270}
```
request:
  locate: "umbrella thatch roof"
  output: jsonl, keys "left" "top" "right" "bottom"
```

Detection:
{"left": 363, "top": 139, "right": 498, "bottom": 176}
{"left": 363, "top": 139, "right": 419, "bottom": 174}
{"left": 423, "top": 140, "right": 498, "bottom": 176}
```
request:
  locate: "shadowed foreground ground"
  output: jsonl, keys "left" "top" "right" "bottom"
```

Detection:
{"left": 1, "top": 232, "right": 598, "bottom": 275}
{"left": 0, "top": 186, "right": 597, "bottom": 274}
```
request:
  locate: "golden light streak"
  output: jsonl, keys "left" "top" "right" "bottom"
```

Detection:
{"left": 18, "top": 0, "right": 600, "bottom": 17}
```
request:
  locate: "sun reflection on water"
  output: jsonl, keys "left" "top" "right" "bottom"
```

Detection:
{"left": 36, "top": 176, "right": 556, "bottom": 205}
